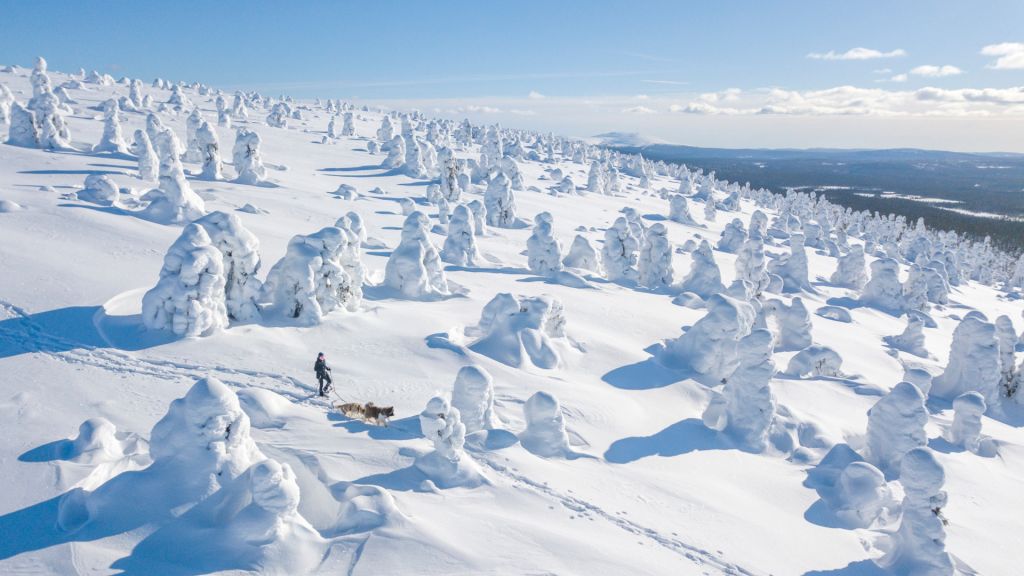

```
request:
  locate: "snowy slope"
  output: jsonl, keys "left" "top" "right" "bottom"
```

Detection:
{"left": 1, "top": 64, "right": 1023, "bottom": 576}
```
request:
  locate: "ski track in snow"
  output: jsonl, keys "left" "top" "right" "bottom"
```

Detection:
{"left": 0, "top": 298, "right": 320, "bottom": 407}
{"left": 470, "top": 452, "right": 759, "bottom": 576}
{"left": 2, "top": 298, "right": 756, "bottom": 575}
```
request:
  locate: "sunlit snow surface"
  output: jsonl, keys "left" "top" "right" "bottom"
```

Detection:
{"left": 1, "top": 65, "right": 1023, "bottom": 575}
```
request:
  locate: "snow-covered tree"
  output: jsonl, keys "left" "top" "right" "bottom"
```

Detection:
{"left": 261, "top": 225, "right": 365, "bottom": 324}
{"left": 717, "top": 218, "right": 747, "bottom": 253}
{"left": 876, "top": 448, "right": 954, "bottom": 575}
{"left": 831, "top": 244, "right": 867, "bottom": 289}
{"left": 774, "top": 297, "right": 813, "bottom": 351}
{"left": 861, "top": 257, "right": 904, "bottom": 312}
{"left": 527, "top": 212, "right": 563, "bottom": 276}
{"left": 865, "top": 381, "right": 928, "bottom": 478}
{"left": 441, "top": 204, "right": 482, "bottom": 266}
{"left": 638, "top": 222, "right": 673, "bottom": 289}
{"left": 141, "top": 223, "right": 228, "bottom": 337}
{"left": 470, "top": 293, "right": 566, "bottom": 369}
{"left": 602, "top": 216, "right": 639, "bottom": 281}
{"left": 232, "top": 128, "right": 268, "bottom": 185}
{"left": 192, "top": 211, "right": 263, "bottom": 322}
{"left": 419, "top": 396, "right": 466, "bottom": 462}
{"left": 376, "top": 115, "right": 394, "bottom": 142}
{"left": 384, "top": 211, "right": 449, "bottom": 298}
{"left": 931, "top": 313, "right": 1000, "bottom": 405}
{"left": 884, "top": 313, "right": 929, "bottom": 358}
{"left": 668, "top": 194, "right": 697, "bottom": 225}
{"left": 382, "top": 134, "right": 405, "bottom": 169}
{"left": 131, "top": 129, "right": 158, "bottom": 181}
{"left": 587, "top": 161, "right": 606, "bottom": 195}
{"left": 680, "top": 240, "right": 725, "bottom": 298}
{"left": 402, "top": 136, "right": 428, "bottom": 178}
{"left": 142, "top": 128, "right": 206, "bottom": 223}
{"left": 341, "top": 111, "right": 355, "bottom": 136}
{"left": 661, "top": 294, "right": 755, "bottom": 381}
{"left": 735, "top": 238, "right": 770, "bottom": 295}
{"left": 996, "top": 315, "right": 1019, "bottom": 397}
{"left": 949, "top": 392, "right": 986, "bottom": 453}
{"left": 484, "top": 172, "right": 518, "bottom": 228}
{"left": 184, "top": 107, "right": 204, "bottom": 163}
{"left": 451, "top": 365, "right": 497, "bottom": 434}
{"left": 0, "top": 83, "right": 15, "bottom": 124}
{"left": 768, "top": 234, "right": 812, "bottom": 293}
{"left": 438, "top": 147, "right": 461, "bottom": 202}
{"left": 196, "top": 121, "right": 222, "bottom": 181}
{"left": 702, "top": 329, "right": 776, "bottom": 451}
{"left": 6, "top": 102, "right": 40, "bottom": 147}
{"left": 520, "top": 391, "right": 571, "bottom": 457}
{"left": 92, "top": 99, "right": 128, "bottom": 154}
{"left": 563, "top": 234, "right": 602, "bottom": 275}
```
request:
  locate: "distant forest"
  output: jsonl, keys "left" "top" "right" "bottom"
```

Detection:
{"left": 615, "top": 145, "right": 1024, "bottom": 253}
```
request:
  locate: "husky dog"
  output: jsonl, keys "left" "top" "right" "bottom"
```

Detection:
{"left": 336, "top": 402, "right": 395, "bottom": 427}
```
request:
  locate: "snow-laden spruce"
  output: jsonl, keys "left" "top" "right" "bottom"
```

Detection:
{"left": 141, "top": 223, "right": 228, "bottom": 337}
{"left": 931, "top": 313, "right": 1000, "bottom": 406}
{"left": 679, "top": 240, "right": 725, "bottom": 298}
{"left": 520, "top": 391, "right": 572, "bottom": 457}
{"left": 382, "top": 134, "right": 405, "bottom": 168}
{"left": 765, "top": 297, "right": 813, "bottom": 351}
{"left": 484, "top": 172, "right": 518, "bottom": 228}
{"left": 767, "top": 234, "right": 812, "bottom": 293}
{"left": 57, "top": 377, "right": 324, "bottom": 573}
{"left": 184, "top": 107, "right": 204, "bottom": 163}
{"left": 563, "top": 234, "right": 602, "bottom": 275}
{"left": 717, "top": 218, "right": 747, "bottom": 253}
{"left": 130, "top": 129, "right": 158, "bottom": 181}
{"left": 441, "top": 204, "right": 482, "bottom": 266}
{"left": 438, "top": 147, "right": 461, "bottom": 202}
{"left": 6, "top": 102, "right": 40, "bottom": 147}
{"left": 735, "top": 237, "right": 770, "bottom": 295}
{"left": 470, "top": 293, "right": 567, "bottom": 369}
{"left": 831, "top": 244, "right": 867, "bottom": 289}
{"left": 92, "top": 99, "right": 128, "bottom": 154}
{"left": 638, "top": 222, "right": 673, "bottom": 289}
{"left": 865, "top": 381, "right": 928, "bottom": 478}
{"left": 702, "top": 329, "right": 776, "bottom": 451}
{"left": 192, "top": 211, "right": 263, "bottom": 322}
{"left": 602, "top": 216, "right": 639, "bottom": 281}
{"left": 884, "top": 313, "right": 929, "bottom": 357}
{"left": 668, "top": 194, "right": 697, "bottom": 225}
{"left": 861, "top": 258, "right": 904, "bottom": 312}
{"left": 261, "top": 224, "right": 365, "bottom": 324}
{"left": 875, "top": 448, "right": 955, "bottom": 575}
{"left": 383, "top": 211, "right": 449, "bottom": 298}
{"left": 527, "top": 212, "right": 563, "bottom": 276}
{"left": 142, "top": 128, "right": 206, "bottom": 223}
{"left": 831, "top": 461, "right": 893, "bottom": 528}
{"left": 416, "top": 395, "right": 486, "bottom": 488}
{"left": 195, "top": 120, "right": 222, "bottom": 180}
{"left": 451, "top": 365, "right": 497, "bottom": 433}
{"left": 995, "top": 314, "right": 1019, "bottom": 398}
{"left": 949, "top": 392, "right": 987, "bottom": 454}
{"left": 232, "top": 128, "right": 268, "bottom": 185}
{"left": 661, "top": 294, "right": 755, "bottom": 381}
{"left": 784, "top": 345, "right": 844, "bottom": 378}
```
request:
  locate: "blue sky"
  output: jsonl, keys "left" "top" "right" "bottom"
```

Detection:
{"left": 4, "top": 1, "right": 1024, "bottom": 150}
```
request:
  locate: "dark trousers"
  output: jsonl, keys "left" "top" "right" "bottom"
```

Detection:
{"left": 317, "top": 373, "right": 332, "bottom": 395}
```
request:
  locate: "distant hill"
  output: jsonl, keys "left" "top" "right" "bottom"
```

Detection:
{"left": 603, "top": 141, "right": 1024, "bottom": 251}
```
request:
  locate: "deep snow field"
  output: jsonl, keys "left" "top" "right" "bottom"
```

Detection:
{"left": 1, "top": 62, "right": 1024, "bottom": 576}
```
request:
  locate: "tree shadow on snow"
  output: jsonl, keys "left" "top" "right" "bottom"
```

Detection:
{"left": 329, "top": 413, "right": 422, "bottom": 441}
{"left": 18, "top": 439, "right": 79, "bottom": 463}
{"left": 604, "top": 418, "right": 731, "bottom": 463}
{"left": 0, "top": 305, "right": 108, "bottom": 359}
{"left": 601, "top": 346, "right": 689, "bottom": 391}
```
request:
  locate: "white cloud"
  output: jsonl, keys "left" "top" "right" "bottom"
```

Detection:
{"left": 528, "top": 90, "right": 545, "bottom": 99}
{"left": 463, "top": 105, "right": 501, "bottom": 113}
{"left": 890, "top": 73, "right": 908, "bottom": 82}
{"left": 873, "top": 68, "right": 893, "bottom": 74}
{"left": 622, "top": 105, "right": 656, "bottom": 114}
{"left": 634, "top": 94, "right": 650, "bottom": 100}
{"left": 910, "top": 65, "right": 963, "bottom": 77}
{"left": 981, "top": 42, "right": 1024, "bottom": 70}
{"left": 807, "top": 47, "right": 906, "bottom": 60}
{"left": 642, "top": 79, "right": 688, "bottom": 86}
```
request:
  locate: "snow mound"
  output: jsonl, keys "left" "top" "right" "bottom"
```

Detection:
{"left": 469, "top": 293, "right": 568, "bottom": 369}
{"left": 520, "top": 391, "right": 573, "bottom": 458}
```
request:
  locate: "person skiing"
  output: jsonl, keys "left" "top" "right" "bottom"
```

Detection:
{"left": 314, "top": 352, "right": 332, "bottom": 397}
